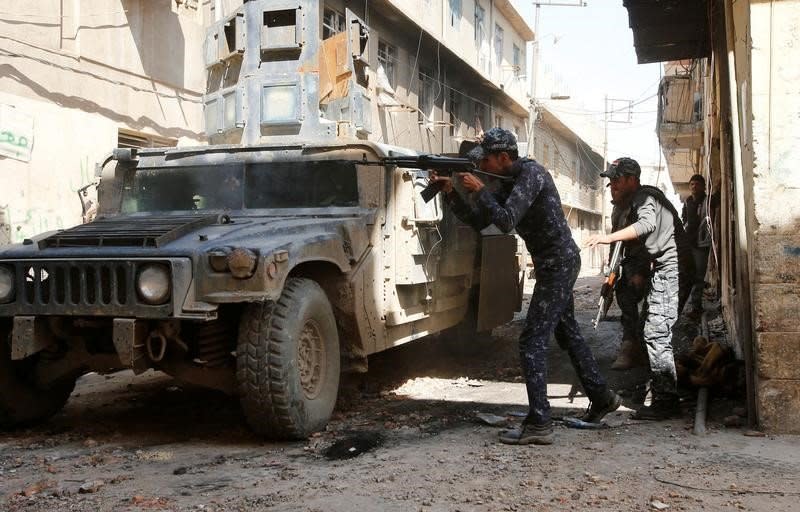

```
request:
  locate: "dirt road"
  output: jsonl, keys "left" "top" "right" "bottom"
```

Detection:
{"left": 2, "top": 277, "right": 798, "bottom": 511}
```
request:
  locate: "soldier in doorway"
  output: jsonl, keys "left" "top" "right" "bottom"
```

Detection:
{"left": 682, "top": 174, "right": 712, "bottom": 318}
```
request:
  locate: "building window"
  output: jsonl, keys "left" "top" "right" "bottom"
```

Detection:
{"left": 449, "top": 88, "right": 462, "bottom": 136}
{"left": 513, "top": 125, "right": 520, "bottom": 138}
{"left": 495, "top": 114, "right": 503, "bottom": 128}
{"left": 513, "top": 44, "right": 521, "bottom": 77}
{"left": 449, "top": 0, "right": 462, "bottom": 28}
{"left": 322, "top": 7, "right": 344, "bottom": 40}
{"left": 378, "top": 40, "right": 397, "bottom": 89}
{"left": 474, "top": 2, "right": 485, "bottom": 45}
{"left": 418, "top": 69, "right": 435, "bottom": 123}
{"left": 494, "top": 24, "right": 504, "bottom": 67}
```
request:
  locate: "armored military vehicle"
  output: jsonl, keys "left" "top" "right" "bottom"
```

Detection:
{"left": 0, "top": 2, "right": 524, "bottom": 438}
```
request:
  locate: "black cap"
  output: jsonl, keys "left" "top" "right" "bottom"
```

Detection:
{"left": 600, "top": 157, "right": 641, "bottom": 179}
{"left": 466, "top": 127, "right": 518, "bottom": 161}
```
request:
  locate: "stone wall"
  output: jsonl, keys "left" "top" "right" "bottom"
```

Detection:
{"left": 747, "top": 0, "right": 800, "bottom": 432}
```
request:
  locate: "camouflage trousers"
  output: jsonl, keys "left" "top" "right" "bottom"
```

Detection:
{"left": 618, "top": 262, "right": 690, "bottom": 401}
{"left": 520, "top": 254, "right": 608, "bottom": 425}
{"left": 643, "top": 264, "right": 682, "bottom": 400}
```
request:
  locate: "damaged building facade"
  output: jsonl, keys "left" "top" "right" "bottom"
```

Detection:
{"left": 531, "top": 106, "right": 605, "bottom": 272}
{"left": 0, "top": 0, "right": 534, "bottom": 242}
{"left": 0, "top": 1, "right": 207, "bottom": 244}
{"left": 624, "top": 0, "right": 800, "bottom": 432}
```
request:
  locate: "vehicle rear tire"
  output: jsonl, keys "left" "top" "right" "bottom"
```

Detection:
{"left": 0, "top": 324, "right": 77, "bottom": 430}
{"left": 236, "top": 278, "right": 340, "bottom": 439}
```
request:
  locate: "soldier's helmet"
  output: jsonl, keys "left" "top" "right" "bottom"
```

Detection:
{"left": 601, "top": 157, "right": 641, "bottom": 179}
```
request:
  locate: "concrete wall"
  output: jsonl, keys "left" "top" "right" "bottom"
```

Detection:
{"left": 0, "top": 0, "right": 206, "bottom": 243}
{"left": 745, "top": 0, "right": 800, "bottom": 433}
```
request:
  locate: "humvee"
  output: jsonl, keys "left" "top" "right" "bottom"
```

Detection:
{"left": 0, "top": 1, "right": 526, "bottom": 438}
{"left": 0, "top": 141, "right": 524, "bottom": 438}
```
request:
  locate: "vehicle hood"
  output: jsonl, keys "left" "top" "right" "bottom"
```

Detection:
{"left": 0, "top": 210, "right": 376, "bottom": 261}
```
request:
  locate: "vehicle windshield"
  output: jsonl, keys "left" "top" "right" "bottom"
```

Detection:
{"left": 121, "top": 160, "right": 360, "bottom": 213}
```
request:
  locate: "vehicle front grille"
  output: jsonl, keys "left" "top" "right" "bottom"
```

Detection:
{"left": 0, "top": 260, "right": 172, "bottom": 317}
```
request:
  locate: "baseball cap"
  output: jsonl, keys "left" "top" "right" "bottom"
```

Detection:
{"left": 600, "top": 157, "right": 641, "bottom": 179}
{"left": 466, "top": 127, "right": 518, "bottom": 161}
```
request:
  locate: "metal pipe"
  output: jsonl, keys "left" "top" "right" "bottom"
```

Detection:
{"left": 693, "top": 387, "right": 709, "bottom": 435}
{"left": 693, "top": 312, "right": 711, "bottom": 435}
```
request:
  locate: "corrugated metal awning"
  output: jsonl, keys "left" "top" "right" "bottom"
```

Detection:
{"left": 623, "top": 0, "right": 711, "bottom": 64}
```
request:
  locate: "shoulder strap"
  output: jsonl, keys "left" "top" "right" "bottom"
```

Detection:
{"left": 636, "top": 185, "right": 688, "bottom": 239}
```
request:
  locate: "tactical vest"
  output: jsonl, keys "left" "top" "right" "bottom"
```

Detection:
{"left": 627, "top": 185, "right": 694, "bottom": 272}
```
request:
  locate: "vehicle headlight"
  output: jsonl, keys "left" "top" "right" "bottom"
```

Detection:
{"left": 136, "top": 264, "right": 171, "bottom": 305}
{"left": 0, "top": 265, "right": 14, "bottom": 303}
{"left": 227, "top": 248, "right": 258, "bottom": 279}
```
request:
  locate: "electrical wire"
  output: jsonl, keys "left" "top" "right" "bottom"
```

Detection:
{"left": 0, "top": 46, "right": 203, "bottom": 103}
{"left": 408, "top": 28, "right": 423, "bottom": 93}
{"left": 0, "top": 10, "right": 129, "bottom": 19}
{"left": 422, "top": 223, "right": 444, "bottom": 305}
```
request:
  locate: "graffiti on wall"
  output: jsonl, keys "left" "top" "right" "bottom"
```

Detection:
{"left": 3, "top": 155, "right": 94, "bottom": 244}
{"left": 0, "top": 104, "right": 34, "bottom": 162}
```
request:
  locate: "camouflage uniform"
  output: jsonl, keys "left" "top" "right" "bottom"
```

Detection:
{"left": 623, "top": 185, "right": 693, "bottom": 402}
{"left": 447, "top": 153, "right": 608, "bottom": 426}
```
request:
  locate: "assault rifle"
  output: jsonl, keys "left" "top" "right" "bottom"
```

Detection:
{"left": 380, "top": 155, "right": 512, "bottom": 202}
{"left": 592, "top": 241, "right": 623, "bottom": 329}
{"left": 362, "top": 140, "right": 512, "bottom": 202}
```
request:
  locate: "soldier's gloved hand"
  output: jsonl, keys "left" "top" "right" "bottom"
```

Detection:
{"left": 429, "top": 172, "right": 454, "bottom": 194}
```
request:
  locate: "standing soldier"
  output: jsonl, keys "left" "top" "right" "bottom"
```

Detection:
{"left": 587, "top": 157, "right": 693, "bottom": 420}
{"left": 431, "top": 128, "right": 620, "bottom": 445}
{"left": 682, "top": 174, "right": 712, "bottom": 318}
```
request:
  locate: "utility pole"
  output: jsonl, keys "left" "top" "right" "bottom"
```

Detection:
{"left": 526, "top": 1, "right": 587, "bottom": 158}
{"left": 600, "top": 96, "right": 632, "bottom": 233}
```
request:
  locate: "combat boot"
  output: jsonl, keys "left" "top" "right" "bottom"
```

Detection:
{"left": 580, "top": 389, "right": 622, "bottom": 423}
{"left": 499, "top": 421, "right": 554, "bottom": 445}
{"left": 631, "top": 398, "right": 681, "bottom": 420}
{"left": 611, "top": 338, "right": 648, "bottom": 370}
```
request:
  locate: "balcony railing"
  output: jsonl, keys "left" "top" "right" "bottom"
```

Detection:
{"left": 657, "top": 74, "right": 703, "bottom": 149}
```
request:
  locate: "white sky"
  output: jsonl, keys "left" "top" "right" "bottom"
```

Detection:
{"left": 517, "top": 1, "right": 664, "bottom": 169}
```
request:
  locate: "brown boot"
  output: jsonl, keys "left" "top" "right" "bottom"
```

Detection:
{"left": 611, "top": 338, "right": 648, "bottom": 370}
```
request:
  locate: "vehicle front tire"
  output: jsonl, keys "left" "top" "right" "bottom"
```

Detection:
{"left": 0, "top": 323, "right": 77, "bottom": 430}
{"left": 236, "top": 278, "right": 340, "bottom": 439}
